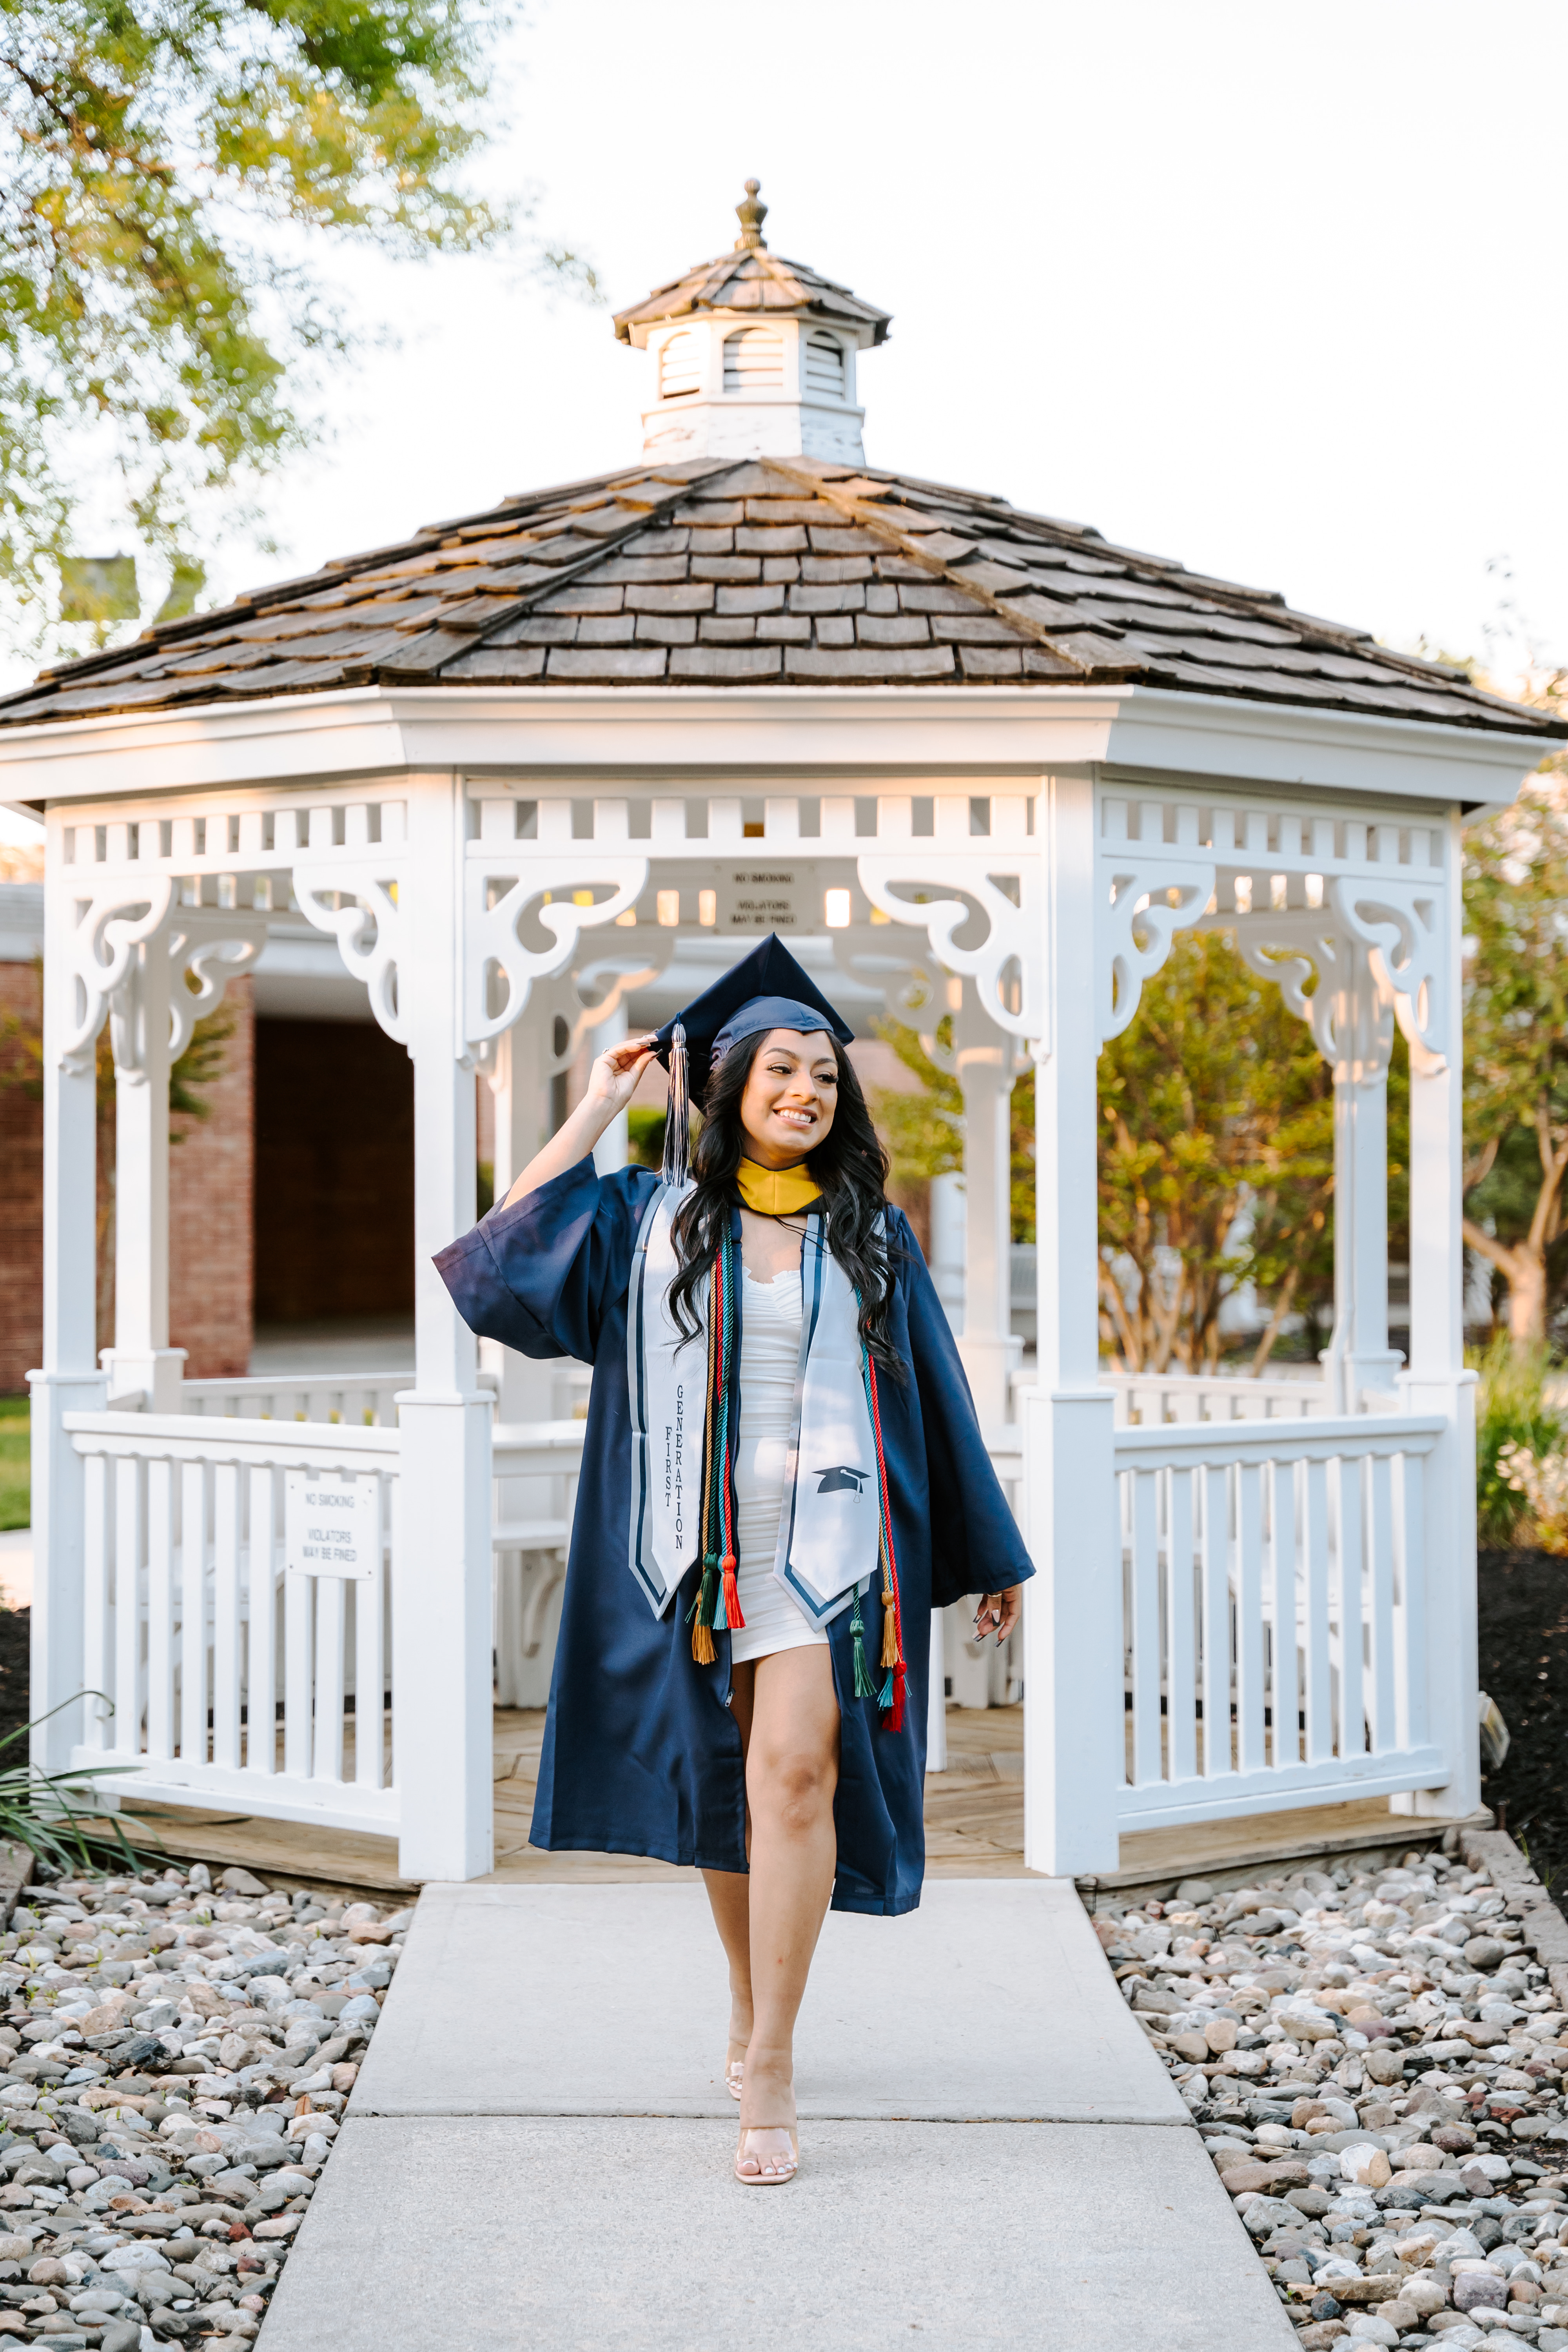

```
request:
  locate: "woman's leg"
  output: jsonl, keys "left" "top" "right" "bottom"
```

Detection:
{"left": 701, "top": 1660, "right": 756, "bottom": 2080}
{"left": 737, "top": 1643, "right": 840, "bottom": 2164}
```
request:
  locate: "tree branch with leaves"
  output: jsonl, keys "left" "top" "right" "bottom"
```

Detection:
{"left": 0, "top": 0, "right": 590, "bottom": 654}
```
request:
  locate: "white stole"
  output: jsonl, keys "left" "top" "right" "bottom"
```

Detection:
{"left": 626, "top": 1186, "right": 881, "bottom": 1627}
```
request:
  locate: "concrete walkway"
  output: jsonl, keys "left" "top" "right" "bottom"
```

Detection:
{"left": 261, "top": 1880, "right": 1297, "bottom": 2350}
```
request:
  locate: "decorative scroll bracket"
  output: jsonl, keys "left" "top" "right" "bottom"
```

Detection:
{"left": 464, "top": 857, "right": 649, "bottom": 1053}
{"left": 1329, "top": 876, "right": 1448, "bottom": 1076}
{"left": 294, "top": 862, "right": 407, "bottom": 1048}
{"left": 58, "top": 876, "right": 176, "bottom": 1073}
{"left": 1098, "top": 857, "right": 1216, "bottom": 1044}
{"left": 854, "top": 855, "right": 1044, "bottom": 1052}
{"left": 165, "top": 910, "right": 271, "bottom": 1064}
{"left": 1229, "top": 881, "right": 1446, "bottom": 1087}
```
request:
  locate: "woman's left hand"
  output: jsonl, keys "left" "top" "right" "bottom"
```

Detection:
{"left": 974, "top": 1587, "right": 1023, "bottom": 1644}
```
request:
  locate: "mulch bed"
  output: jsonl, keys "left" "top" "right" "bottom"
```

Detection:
{"left": 0, "top": 1603, "right": 29, "bottom": 1757}
{"left": 1479, "top": 1547, "right": 1568, "bottom": 1892}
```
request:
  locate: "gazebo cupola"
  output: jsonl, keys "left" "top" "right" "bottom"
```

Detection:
{"left": 613, "top": 179, "right": 891, "bottom": 465}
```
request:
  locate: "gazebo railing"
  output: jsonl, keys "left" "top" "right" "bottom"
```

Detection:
{"left": 178, "top": 1372, "right": 414, "bottom": 1427}
{"left": 63, "top": 1411, "right": 399, "bottom": 1833}
{"left": 1103, "top": 1370, "right": 1327, "bottom": 1427}
{"left": 1112, "top": 1411, "right": 1450, "bottom": 1831}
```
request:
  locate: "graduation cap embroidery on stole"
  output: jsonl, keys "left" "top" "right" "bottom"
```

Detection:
{"left": 815, "top": 1466, "right": 870, "bottom": 1494}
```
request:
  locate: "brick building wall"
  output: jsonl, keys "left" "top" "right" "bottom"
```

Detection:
{"left": 0, "top": 962, "right": 42, "bottom": 1394}
{"left": 169, "top": 978, "right": 254, "bottom": 1379}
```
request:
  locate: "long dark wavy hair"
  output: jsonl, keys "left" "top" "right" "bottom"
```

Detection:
{"left": 667, "top": 1032, "right": 904, "bottom": 1374}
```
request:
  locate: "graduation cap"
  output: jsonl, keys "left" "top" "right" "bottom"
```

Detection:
{"left": 814, "top": 1465, "right": 870, "bottom": 1495}
{"left": 652, "top": 934, "right": 854, "bottom": 1183}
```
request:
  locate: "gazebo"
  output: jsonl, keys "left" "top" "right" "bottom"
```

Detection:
{"left": 1, "top": 187, "right": 1558, "bottom": 1885}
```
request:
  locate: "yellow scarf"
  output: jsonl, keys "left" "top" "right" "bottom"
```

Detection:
{"left": 735, "top": 1158, "right": 822, "bottom": 1216}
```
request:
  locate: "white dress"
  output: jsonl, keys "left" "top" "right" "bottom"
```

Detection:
{"left": 728, "top": 1265, "right": 829, "bottom": 1664}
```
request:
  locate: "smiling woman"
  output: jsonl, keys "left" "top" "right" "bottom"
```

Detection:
{"left": 435, "top": 933, "right": 1033, "bottom": 2192}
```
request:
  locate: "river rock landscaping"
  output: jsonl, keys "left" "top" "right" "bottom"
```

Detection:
{"left": 1099, "top": 1833, "right": 1568, "bottom": 2348}
{"left": 0, "top": 1858, "right": 405, "bottom": 2347}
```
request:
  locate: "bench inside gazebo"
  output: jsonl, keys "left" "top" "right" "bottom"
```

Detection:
{"left": 2, "top": 187, "right": 1558, "bottom": 1889}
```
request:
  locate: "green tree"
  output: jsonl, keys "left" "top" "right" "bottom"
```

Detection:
{"left": 1096, "top": 930, "right": 1338, "bottom": 1374}
{"left": 0, "top": 1, "right": 584, "bottom": 650}
{"left": 871, "top": 1018, "right": 1037, "bottom": 1243}
{"left": 1461, "top": 774, "right": 1568, "bottom": 1343}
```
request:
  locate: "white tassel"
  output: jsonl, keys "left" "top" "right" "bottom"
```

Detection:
{"left": 661, "top": 1020, "right": 691, "bottom": 1184}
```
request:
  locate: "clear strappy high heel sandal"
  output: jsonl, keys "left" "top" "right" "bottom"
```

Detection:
{"left": 734, "top": 2125, "right": 799, "bottom": 2186}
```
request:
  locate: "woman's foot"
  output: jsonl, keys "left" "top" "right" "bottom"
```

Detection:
{"left": 725, "top": 2042, "right": 745, "bottom": 2102}
{"left": 735, "top": 2124, "right": 798, "bottom": 2185}
{"left": 735, "top": 2050, "right": 797, "bottom": 2183}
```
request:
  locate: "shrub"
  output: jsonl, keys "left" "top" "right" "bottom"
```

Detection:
{"left": 1474, "top": 1336, "right": 1565, "bottom": 1545}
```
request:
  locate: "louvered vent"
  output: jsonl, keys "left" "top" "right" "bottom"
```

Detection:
{"left": 722, "top": 327, "right": 784, "bottom": 392}
{"left": 804, "top": 333, "right": 845, "bottom": 399}
{"left": 660, "top": 332, "right": 702, "bottom": 399}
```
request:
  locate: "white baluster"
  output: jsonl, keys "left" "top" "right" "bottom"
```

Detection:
{"left": 145, "top": 1459, "right": 175, "bottom": 1761}
{"left": 212, "top": 1463, "right": 242, "bottom": 1769}
{"left": 246, "top": 1467, "right": 277, "bottom": 1775}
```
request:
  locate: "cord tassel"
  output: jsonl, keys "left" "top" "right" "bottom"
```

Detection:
{"left": 850, "top": 1593, "right": 878, "bottom": 1699}
{"left": 661, "top": 1019, "right": 691, "bottom": 1185}
{"left": 863, "top": 1352, "right": 907, "bottom": 1734}
{"left": 721, "top": 1554, "right": 744, "bottom": 1632}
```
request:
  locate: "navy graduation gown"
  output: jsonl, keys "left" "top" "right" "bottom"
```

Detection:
{"left": 434, "top": 1159, "right": 1034, "bottom": 1917}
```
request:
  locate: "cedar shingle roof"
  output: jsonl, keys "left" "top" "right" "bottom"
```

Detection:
{"left": 4, "top": 454, "right": 1559, "bottom": 735}
{"left": 612, "top": 176, "right": 891, "bottom": 347}
{"left": 612, "top": 244, "right": 891, "bottom": 347}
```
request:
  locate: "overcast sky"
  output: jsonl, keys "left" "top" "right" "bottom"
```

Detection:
{"left": 5, "top": 0, "right": 1564, "bottom": 844}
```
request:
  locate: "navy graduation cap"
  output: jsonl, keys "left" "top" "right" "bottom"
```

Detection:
{"left": 651, "top": 933, "right": 854, "bottom": 1181}
{"left": 815, "top": 1465, "right": 871, "bottom": 1495}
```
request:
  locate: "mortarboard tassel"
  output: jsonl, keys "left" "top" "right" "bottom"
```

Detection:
{"left": 661, "top": 1018, "right": 691, "bottom": 1186}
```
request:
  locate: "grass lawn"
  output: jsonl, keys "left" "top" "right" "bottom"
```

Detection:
{"left": 0, "top": 1399, "right": 27, "bottom": 1532}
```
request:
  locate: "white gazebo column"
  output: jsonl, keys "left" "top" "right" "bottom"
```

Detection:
{"left": 928, "top": 1170, "right": 965, "bottom": 1328}
{"left": 485, "top": 1004, "right": 567, "bottom": 1710}
{"left": 482, "top": 1012, "right": 557, "bottom": 1424}
{"left": 29, "top": 837, "right": 110, "bottom": 1776}
{"left": 1323, "top": 938, "right": 1402, "bottom": 1411}
{"left": 1394, "top": 808, "right": 1480, "bottom": 1818}
{"left": 953, "top": 989, "right": 1022, "bottom": 1427}
{"left": 1022, "top": 775, "right": 1122, "bottom": 1877}
{"left": 394, "top": 772, "right": 494, "bottom": 1882}
{"left": 590, "top": 997, "right": 630, "bottom": 1175}
{"left": 100, "top": 895, "right": 185, "bottom": 1412}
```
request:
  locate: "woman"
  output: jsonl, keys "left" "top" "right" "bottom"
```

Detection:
{"left": 436, "top": 936, "right": 1033, "bottom": 2187}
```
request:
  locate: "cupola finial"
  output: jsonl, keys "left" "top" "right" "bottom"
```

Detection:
{"left": 735, "top": 177, "right": 768, "bottom": 251}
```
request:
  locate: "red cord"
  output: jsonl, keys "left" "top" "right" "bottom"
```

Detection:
{"left": 864, "top": 1356, "right": 906, "bottom": 1731}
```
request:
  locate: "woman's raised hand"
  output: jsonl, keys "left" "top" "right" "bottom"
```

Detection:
{"left": 584, "top": 1033, "right": 660, "bottom": 1116}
